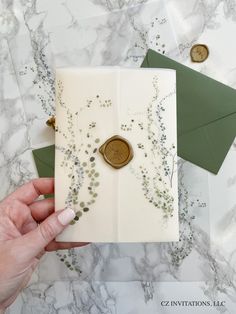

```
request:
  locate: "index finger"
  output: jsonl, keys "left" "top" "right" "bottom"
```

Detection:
{"left": 5, "top": 178, "right": 54, "bottom": 204}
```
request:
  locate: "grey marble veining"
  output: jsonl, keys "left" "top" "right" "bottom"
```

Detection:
{"left": 0, "top": 39, "right": 35, "bottom": 198}
{"left": 0, "top": 0, "right": 236, "bottom": 313}
{"left": 91, "top": 0, "right": 149, "bottom": 11}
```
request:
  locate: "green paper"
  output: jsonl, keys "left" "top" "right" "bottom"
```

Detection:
{"left": 141, "top": 49, "right": 236, "bottom": 174}
{"left": 32, "top": 145, "right": 55, "bottom": 197}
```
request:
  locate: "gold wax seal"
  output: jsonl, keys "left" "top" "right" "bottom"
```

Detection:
{"left": 99, "top": 135, "right": 133, "bottom": 169}
{"left": 190, "top": 44, "right": 209, "bottom": 62}
{"left": 46, "top": 116, "right": 56, "bottom": 130}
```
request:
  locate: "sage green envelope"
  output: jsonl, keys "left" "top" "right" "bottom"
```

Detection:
{"left": 32, "top": 145, "right": 55, "bottom": 177}
{"left": 141, "top": 49, "right": 236, "bottom": 174}
{"left": 32, "top": 145, "right": 55, "bottom": 197}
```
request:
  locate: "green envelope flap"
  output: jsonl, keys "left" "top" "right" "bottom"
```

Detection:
{"left": 32, "top": 145, "right": 55, "bottom": 177}
{"left": 141, "top": 49, "right": 236, "bottom": 174}
{"left": 32, "top": 145, "right": 55, "bottom": 197}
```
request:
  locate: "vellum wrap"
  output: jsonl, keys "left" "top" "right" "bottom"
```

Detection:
{"left": 55, "top": 67, "right": 179, "bottom": 242}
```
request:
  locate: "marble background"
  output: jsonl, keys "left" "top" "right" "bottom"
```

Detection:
{"left": 0, "top": 0, "right": 236, "bottom": 313}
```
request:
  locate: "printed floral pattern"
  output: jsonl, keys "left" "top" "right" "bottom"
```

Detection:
{"left": 57, "top": 75, "right": 176, "bottom": 223}
{"left": 56, "top": 80, "right": 102, "bottom": 224}
{"left": 125, "top": 75, "right": 177, "bottom": 219}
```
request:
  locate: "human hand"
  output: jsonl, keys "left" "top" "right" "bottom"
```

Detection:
{"left": 0, "top": 178, "right": 87, "bottom": 312}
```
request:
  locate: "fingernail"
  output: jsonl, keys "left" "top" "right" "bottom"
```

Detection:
{"left": 58, "top": 208, "right": 75, "bottom": 226}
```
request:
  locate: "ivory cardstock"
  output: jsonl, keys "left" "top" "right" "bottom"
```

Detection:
{"left": 55, "top": 67, "right": 178, "bottom": 242}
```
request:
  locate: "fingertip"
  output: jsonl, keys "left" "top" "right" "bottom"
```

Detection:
{"left": 57, "top": 208, "right": 76, "bottom": 226}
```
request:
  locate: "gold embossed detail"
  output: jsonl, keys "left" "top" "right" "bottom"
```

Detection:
{"left": 190, "top": 44, "right": 209, "bottom": 63}
{"left": 99, "top": 135, "right": 133, "bottom": 169}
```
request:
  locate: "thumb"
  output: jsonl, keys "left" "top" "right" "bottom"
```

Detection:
{"left": 16, "top": 208, "right": 75, "bottom": 260}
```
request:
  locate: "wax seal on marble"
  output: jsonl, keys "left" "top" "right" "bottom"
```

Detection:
{"left": 99, "top": 135, "right": 133, "bottom": 169}
{"left": 190, "top": 44, "right": 209, "bottom": 63}
{"left": 46, "top": 116, "right": 56, "bottom": 130}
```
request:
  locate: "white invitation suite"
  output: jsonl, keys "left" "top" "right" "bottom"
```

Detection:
{"left": 55, "top": 67, "right": 179, "bottom": 242}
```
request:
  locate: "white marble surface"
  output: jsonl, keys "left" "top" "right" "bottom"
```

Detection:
{"left": 0, "top": 0, "right": 236, "bottom": 313}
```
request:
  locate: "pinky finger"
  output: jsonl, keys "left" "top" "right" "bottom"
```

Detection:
{"left": 45, "top": 241, "right": 90, "bottom": 252}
